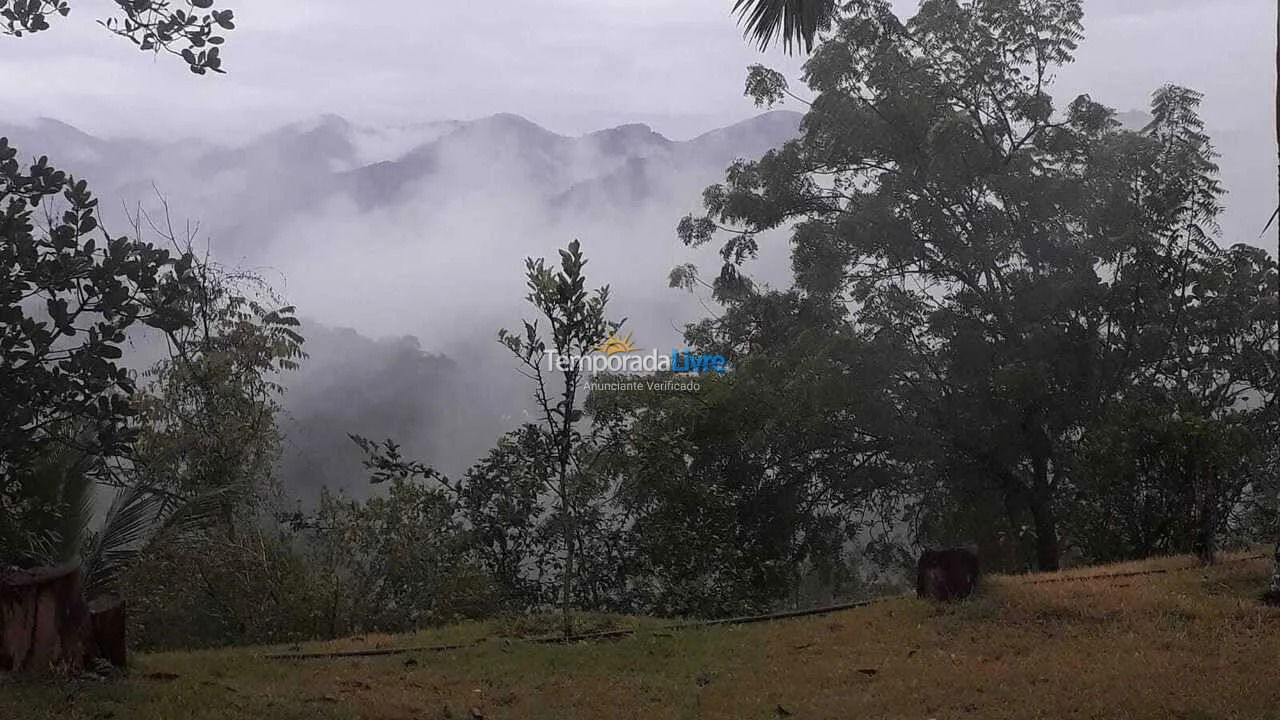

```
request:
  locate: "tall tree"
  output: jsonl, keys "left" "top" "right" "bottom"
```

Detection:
{"left": 2, "top": 0, "right": 241, "bottom": 553}
{"left": 0, "top": 149, "right": 201, "bottom": 560}
{"left": 499, "top": 240, "right": 616, "bottom": 636}
{"left": 682, "top": 0, "right": 1266, "bottom": 571}
{"left": 1, "top": 2, "right": 246, "bottom": 663}
{"left": 1267, "top": 3, "right": 1280, "bottom": 604}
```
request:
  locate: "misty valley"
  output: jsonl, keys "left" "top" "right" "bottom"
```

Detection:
{"left": 1, "top": 1, "right": 1278, "bottom": 719}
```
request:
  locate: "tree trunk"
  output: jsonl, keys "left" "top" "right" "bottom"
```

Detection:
{"left": 555, "top": 368, "right": 579, "bottom": 640}
{"left": 1194, "top": 472, "right": 1219, "bottom": 566}
{"left": 1028, "top": 455, "right": 1060, "bottom": 572}
{"left": 999, "top": 479, "right": 1031, "bottom": 571}
{"left": 0, "top": 564, "right": 88, "bottom": 673}
{"left": 1269, "top": 0, "right": 1280, "bottom": 607}
{"left": 1264, "top": 542, "right": 1280, "bottom": 606}
{"left": 560, "top": 476, "right": 575, "bottom": 639}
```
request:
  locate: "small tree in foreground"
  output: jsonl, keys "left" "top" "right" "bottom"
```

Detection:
{"left": 499, "top": 239, "right": 616, "bottom": 637}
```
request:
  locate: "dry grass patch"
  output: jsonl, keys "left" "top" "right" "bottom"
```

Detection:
{"left": 3, "top": 552, "right": 1278, "bottom": 720}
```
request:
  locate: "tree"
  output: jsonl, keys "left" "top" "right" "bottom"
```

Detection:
{"left": 0, "top": 146, "right": 202, "bottom": 560}
{"left": 0, "top": 162, "right": 303, "bottom": 664}
{"left": 451, "top": 425, "right": 557, "bottom": 609}
{"left": 0, "top": 0, "right": 243, "bottom": 470}
{"left": 0, "top": 439, "right": 94, "bottom": 567}
{"left": 116, "top": 253, "right": 311, "bottom": 646}
{"left": 128, "top": 253, "right": 304, "bottom": 519}
{"left": 681, "top": 0, "right": 1273, "bottom": 571}
{"left": 1, "top": 5, "right": 241, "bottom": 663}
{"left": 1266, "top": 5, "right": 1280, "bottom": 603}
{"left": 589, "top": 284, "right": 923, "bottom": 614}
{"left": 297, "top": 473, "right": 494, "bottom": 637}
{"left": 1, "top": 0, "right": 236, "bottom": 74}
{"left": 1, "top": 0, "right": 241, "bottom": 530}
{"left": 498, "top": 239, "right": 616, "bottom": 636}
{"left": 1, "top": 0, "right": 242, "bottom": 490}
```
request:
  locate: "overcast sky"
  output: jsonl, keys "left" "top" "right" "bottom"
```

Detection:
{"left": 0, "top": 0, "right": 1275, "bottom": 241}
{"left": 0, "top": 0, "right": 1268, "bottom": 137}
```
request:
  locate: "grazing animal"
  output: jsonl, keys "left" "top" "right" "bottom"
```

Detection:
{"left": 916, "top": 548, "right": 979, "bottom": 602}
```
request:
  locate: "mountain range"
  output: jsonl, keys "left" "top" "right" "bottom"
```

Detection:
{"left": 0, "top": 111, "right": 803, "bottom": 261}
{"left": 0, "top": 111, "right": 804, "bottom": 493}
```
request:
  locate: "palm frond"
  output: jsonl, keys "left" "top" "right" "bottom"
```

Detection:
{"left": 82, "top": 482, "right": 248, "bottom": 598}
{"left": 733, "top": 0, "right": 835, "bottom": 53}
{"left": 82, "top": 485, "right": 165, "bottom": 598}
{"left": 156, "top": 483, "right": 247, "bottom": 541}
{"left": 1261, "top": 207, "right": 1278, "bottom": 237}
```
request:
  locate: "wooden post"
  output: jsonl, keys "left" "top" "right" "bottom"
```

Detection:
{"left": 86, "top": 594, "right": 127, "bottom": 668}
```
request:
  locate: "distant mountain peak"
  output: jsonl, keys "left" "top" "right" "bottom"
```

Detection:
{"left": 592, "top": 122, "right": 659, "bottom": 137}
{"left": 286, "top": 113, "right": 355, "bottom": 139}
{"left": 486, "top": 112, "right": 535, "bottom": 124}
{"left": 314, "top": 113, "right": 353, "bottom": 130}
{"left": 33, "top": 116, "right": 83, "bottom": 130}
{"left": 472, "top": 112, "right": 554, "bottom": 132}
{"left": 585, "top": 123, "right": 672, "bottom": 155}
{"left": 30, "top": 117, "right": 97, "bottom": 141}
{"left": 689, "top": 110, "right": 803, "bottom": 142}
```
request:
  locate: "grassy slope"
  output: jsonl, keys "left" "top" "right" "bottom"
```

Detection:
{"left": 4, "top": 551, "right": 1278, "bottom": 720}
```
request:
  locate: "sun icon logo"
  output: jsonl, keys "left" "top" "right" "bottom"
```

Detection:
{"left": 594, "top": 330, "right": 638, "bottom": 356}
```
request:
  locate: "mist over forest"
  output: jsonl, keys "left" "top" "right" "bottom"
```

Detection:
{"left": 0, "top": 109, "right": 805, "bottom": 490}
{"left": 1, "top": 96, "right": 1269, "bottom": 497}
{"left": 1, "top": 2, "right": 1278, "bottom": 714}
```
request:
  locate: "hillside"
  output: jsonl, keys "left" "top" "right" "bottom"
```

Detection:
{"left": 4, "top": 551, "right": 1277, "bottom": 720}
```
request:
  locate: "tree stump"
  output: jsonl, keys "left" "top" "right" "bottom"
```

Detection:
{"left": 0, "top": 564, "right": 88, "bottom": 673}
{"left": 86, "top": 594, "right": 127, "bottom": 668}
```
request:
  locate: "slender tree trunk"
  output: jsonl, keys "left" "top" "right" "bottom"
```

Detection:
{"left": 1189, "top": 436, "right": 1219, "bottom": 565}
{"left": 1194, "top": 471, "right": 1218, "bottom": 566}
{"left": 1000, "top": 488, "right": 1026, "bottom": 572}
{"left": 560, "top": 475, "right": 575, "bottom": 639}
{"left": 558, "top": 376, "right": 578, "bottom": 639}
{"left": 1265, "top": 542, "right": 1280, "bottom": 605}
{"left": 1028, "top": 454, "right": 1060, "bottom": 572}
{"left": 1269, "top": 2, "right": 1280, "bottom": 605}
{"left": 993, "top": 465, "right": 1037, "bottom": 571}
